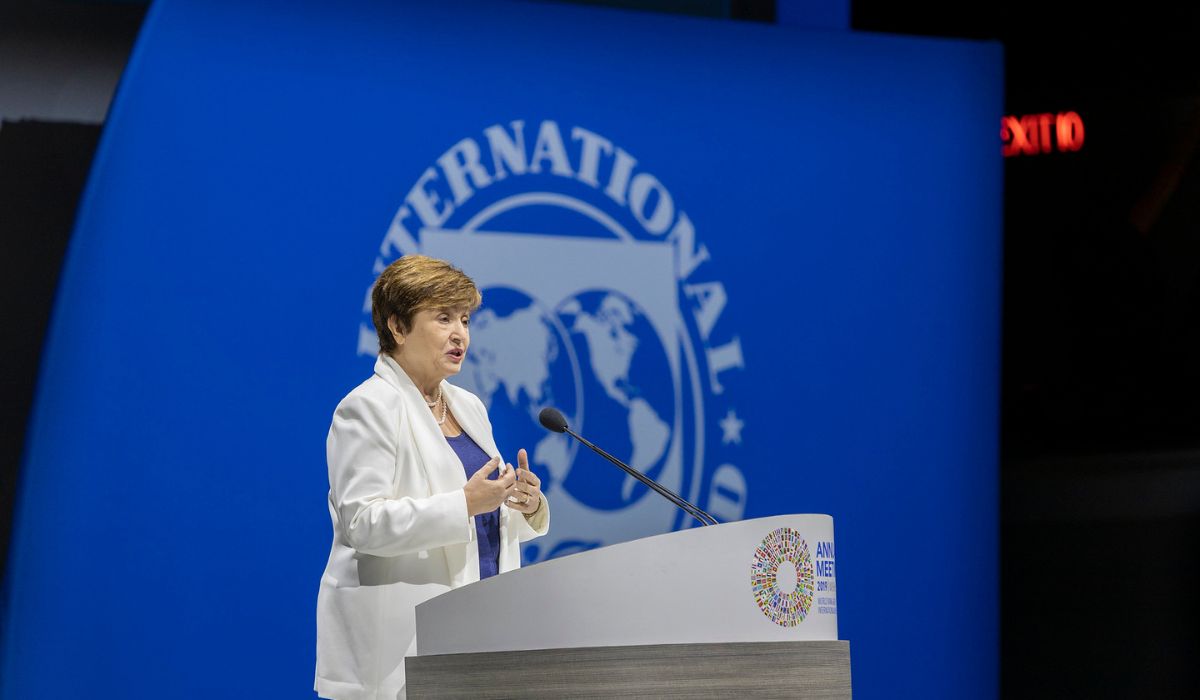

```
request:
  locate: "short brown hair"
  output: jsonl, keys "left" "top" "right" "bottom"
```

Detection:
{"left": 371, "top": 255, "right": 482, "bottom": 355}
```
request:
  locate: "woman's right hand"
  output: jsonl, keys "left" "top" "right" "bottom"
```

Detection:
{"left": 463, "top": 457, "right": 516, "bottom": 516}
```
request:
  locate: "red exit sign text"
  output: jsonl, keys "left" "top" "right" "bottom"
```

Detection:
{"left": 1002, "top": 111, "right": 1084, "bottom": 157}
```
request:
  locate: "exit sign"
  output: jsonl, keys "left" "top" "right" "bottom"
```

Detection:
{"left": 1002, "top": 111, "right": 1085, "bottom": 157}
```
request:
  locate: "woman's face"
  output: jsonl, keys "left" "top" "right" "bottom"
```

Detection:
{"left": 392, "top": 306, "right": 471, "bottom": 383}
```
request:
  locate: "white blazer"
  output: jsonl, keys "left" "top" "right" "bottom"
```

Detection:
{"left": 315, "top": 355, "right": 549, "bottom": 700}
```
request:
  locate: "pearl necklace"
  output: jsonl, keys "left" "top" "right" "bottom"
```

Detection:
{"left": 425, "top": 387, "right": 449, "bottom": 426}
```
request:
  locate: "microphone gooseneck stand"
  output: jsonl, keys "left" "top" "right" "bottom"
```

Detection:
{"left": 539, "top": 407, "right": 718, "bottom": 527}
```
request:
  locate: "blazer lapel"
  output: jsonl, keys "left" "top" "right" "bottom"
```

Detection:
{"left": 450, "top": 392, "right": 501, "bottom": 463}
{"left": 374, "top": 356, "right": 477, "bottom": 587}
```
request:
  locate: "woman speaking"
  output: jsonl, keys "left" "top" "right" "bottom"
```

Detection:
{"left": 315, "top": 255, "right": 549, "bottom": 700}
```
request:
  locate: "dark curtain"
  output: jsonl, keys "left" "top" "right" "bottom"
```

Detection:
{"left": 0, "top": 119, "right": 101, "bottom": 587}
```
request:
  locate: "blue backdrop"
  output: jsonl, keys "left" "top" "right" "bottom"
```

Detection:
{"left": 2, "top": 1, "right": 1002, "bottom": 697}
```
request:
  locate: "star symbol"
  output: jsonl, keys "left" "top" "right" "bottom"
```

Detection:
{"left": 719, "top": 409, "right": 745, "bottom": 445}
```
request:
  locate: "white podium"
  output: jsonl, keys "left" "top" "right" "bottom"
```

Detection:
{"left": 407, "top": 515, "right": 851, "bottom": 698}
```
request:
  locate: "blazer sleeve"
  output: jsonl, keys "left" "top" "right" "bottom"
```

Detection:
{"left": 327, "top": 390, "right": 472, "bottom": 557}
{"left": 515, "top": 495, "right": 550, "bottom": 540}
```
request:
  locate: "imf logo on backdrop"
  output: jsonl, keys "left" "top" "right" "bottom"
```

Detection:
{"left": 357, "top": 119, "right": 748, "bottom": 563}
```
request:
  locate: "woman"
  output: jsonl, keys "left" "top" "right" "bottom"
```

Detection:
{"left": 315, "top": 255, "right": 549, "bottom": 700}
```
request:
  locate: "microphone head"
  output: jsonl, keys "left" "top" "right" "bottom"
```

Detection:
{"left": 538, "top": 407, "right": 568, "bottom": 433}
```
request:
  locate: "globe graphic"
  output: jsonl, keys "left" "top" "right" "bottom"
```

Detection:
{"left": 556, "top": 289, "right": 675, "bottom": 510}
{"left": 454, "top": 285, "right": 676, "bottom": 527}
{"left": 453, "top": 286, "right": 579, "bottom": 494}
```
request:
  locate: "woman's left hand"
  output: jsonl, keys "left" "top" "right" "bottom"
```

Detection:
{"left": 505, "top": 448, "right": 543, "bottom": 514}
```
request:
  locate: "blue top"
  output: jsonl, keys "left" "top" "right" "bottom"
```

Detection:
{"left": 445, "top": 431, "right": 501, "bottom": 579}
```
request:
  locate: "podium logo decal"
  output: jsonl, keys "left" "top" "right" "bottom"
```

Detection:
{"left": 359, "top": 120, "right": 748, "bottom": 563}
{"left": 751, "top": 527, "right": 815, "bottom": 627}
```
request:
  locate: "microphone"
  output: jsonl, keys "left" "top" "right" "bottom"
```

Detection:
{"left": 537, "top": 407, "right": 569, "bottom": 433}
{"left": 538, "top": 407, "right": 718, "bottom": 526}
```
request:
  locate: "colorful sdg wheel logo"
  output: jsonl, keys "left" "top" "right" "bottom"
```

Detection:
{"left": 750, "top": 527, "right": 815, "bottom": 627}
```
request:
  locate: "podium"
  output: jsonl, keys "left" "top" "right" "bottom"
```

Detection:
{"left": 406, "top": 514, "right": 850, "bottom": 698}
